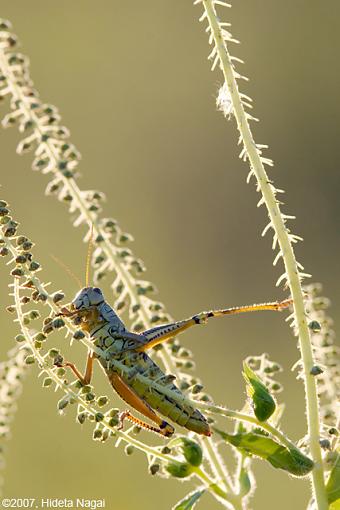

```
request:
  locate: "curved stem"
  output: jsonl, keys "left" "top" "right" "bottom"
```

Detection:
{"left": 203, "top": 405, "right": 297, "bottom": 451}
{"left": 3, "top": 229, "right": 231, "bottom": 505}
{"left": 0, "top": 42, "right": 235, "bottom": 501}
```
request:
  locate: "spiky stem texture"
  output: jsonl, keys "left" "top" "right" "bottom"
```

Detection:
{"left": 199, "top": 1, "right": 327, "bottom": 508}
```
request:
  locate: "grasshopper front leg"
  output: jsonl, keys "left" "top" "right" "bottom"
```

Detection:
{"left": 55, "top": 352, "right": 95, "bottom": 386}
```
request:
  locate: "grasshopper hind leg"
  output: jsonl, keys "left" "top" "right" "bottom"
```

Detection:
{"left": 110, "top": 372, "right": 175, "bottom": 437}
{"left": 118, "top": 410, "right": 174, "bottom": 438}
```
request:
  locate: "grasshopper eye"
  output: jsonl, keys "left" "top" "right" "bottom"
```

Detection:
{"left": 93, "top": 287, "right": 102, "bottom": 294}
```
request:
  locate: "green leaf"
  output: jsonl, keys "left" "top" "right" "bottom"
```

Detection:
{"left": 330, "top": 499, "right": 340, "bottom": 510}
{"left": 215, "top": 428, "right": 314, "bottom": 477}
{"left": 326, "top": 452, "right": 340, "bottom": 504}
{"left": 172, "top": 490, "right": 205, "bottom": 510}
{"left": 243, "top": 362, "right": 276, "bottom": 421}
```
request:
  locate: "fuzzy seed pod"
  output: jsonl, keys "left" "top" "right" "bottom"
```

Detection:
{"left": 96, "top": 396, "right": 108, "bottom": 407}
{"left": 165, "top": 461, "right": 193, "bottom": 479}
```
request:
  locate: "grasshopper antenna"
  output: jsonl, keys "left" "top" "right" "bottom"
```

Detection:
{"left": 50, "top": 254, "right": 82, "bottom": 288}
{"left": 85, "top": 223, "right": 94, "bottom": 287}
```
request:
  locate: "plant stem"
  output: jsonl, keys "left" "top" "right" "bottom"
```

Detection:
{"left": 0, "top": 42, "right": 235, "bottom": 501}
{"left": 3, "top": 230, "right": 301, "bottom": 462}
{"left": 200, "top": 404, "right": 297, "bottom": 451}
{"left": 3, "top": 228, "right": 231, "bottom": 507}
{"left": 194, "top": 466, "right": 232, "bottom": 507}
{"left": 201, "top": 1, "right": 327, "bottom": 507}
{"left": 201, "top": 435, "right": 234, "bottom": 493}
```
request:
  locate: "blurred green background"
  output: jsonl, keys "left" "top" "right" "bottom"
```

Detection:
{"left": 0, "top": 1, "right": 339, "bottom": 509}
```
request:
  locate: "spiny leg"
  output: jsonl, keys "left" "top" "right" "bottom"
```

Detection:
{"left": 118, "top": 410, "right": 174, "bottom": 438}
{"left": 55, "top": 352, "right": 95, "bottom": 385}
{"left": 109, "top": 372, "right": 174, "bottom": 437}
{"left": 137, "top": 298, "right": 293, "bottom": 351}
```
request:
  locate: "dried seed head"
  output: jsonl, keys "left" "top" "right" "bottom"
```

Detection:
{"left": 43, "top": 324, "right": 54, "bottom": 335}
{"left": 77, "top": 412, "right": 87, "bottom": 425}
{"left": 0, "top": 215, "right": 11, "bottom": 225}
{"left": 93, "top": 428, "right": 103, "bottom": 440}
{"left": 80, "top": 385, "right": 92, "bottom": 394}
{"left": 52, "top": 318, "right": 65, "bottom": 329}
{"left": 310, "top": 365, "right": 323, "bottom": 376}
{"left": 29, "top": 310, "right": 40, "bottom": 320}
{"left": 308, "top": 320, "right": 322, "bottom": 333}
{"left": 11, "top": 268, "right": 25, "bottom": 277}
{"left": 58, "top": 397, "right": 69, "bottom": 411}
{"left": 108, "top": 408, "right": 119, "bottom": 417}
{"left": 191, "top": 384, "right": 204, "bottom": 394}
{"left": 16, "top": 254, "right": 29, "bottom": 264}
{"left": 149, "top": 464, "right": 160, "bottom": 476}
{"left": 29, "top": 261, "right": 40, "bottom": 272}
{"left": 48, "top": 348, "right": 60, "bottom": 358}
{"left": 96, "top": 396, "right": 109, "bottom": 407}
{"left": 124, "top": 445, "right": 134, "bottom": 456}
{"left": 42, "top": 377, "right": 53, "bottom": 387}
{"left": 319, "top": 438, "right": 331, "bottom": 450}
{"left": 270, "top": 382, "right": 282, "bottom": 392}
{"left": 4, "top": 221, "right": 18, "bottom": 237}
{"left": 0, "top": 207, "right": 9, "bottom": 217}
{"left": 53, "top": 354, "right": 64, "bottom": 366}
{"left": 22, "top": 240, "right": 33, "bottom": 251}
{"left": 73, "top": 330, "right": 85, "bottom": 340}
{"left": 15, "top": 334, "right": 25, "bottom": 343}
{"left": 108, "top": 416, "right": 119, "bottom": 427}
{"left": 52, "top": 292, "right": 64, "bottom": 303}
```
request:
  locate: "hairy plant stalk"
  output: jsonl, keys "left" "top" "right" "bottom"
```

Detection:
{"left": 0, "top": 344, "right": 30, "bottom": 493}
{"left": 10, "top": 269, "right": 232, "bottom": 507}
{"left": 3, "top": 224, "right": 298, "bottom": 453}
{"left": 201, "top": 436, "right": 234, "bottom": 493}
{"left": 0, "top": 15, "right": 331, "bottom": 509}
{"left": 0, "top": 20, "right": 241, "bottom": 505}
{"left": 1, "top": 206, "right": 312, "bottom": 510}
{"left": 1, "top": 214, "right": 244, "bottom": 508}
{"left": 199, "top": 1, "right": 327, "bottom": 508}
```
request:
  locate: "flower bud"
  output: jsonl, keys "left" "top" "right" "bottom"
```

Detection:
{"left": 165, "top": 461, "right": 193, "bottom": 478}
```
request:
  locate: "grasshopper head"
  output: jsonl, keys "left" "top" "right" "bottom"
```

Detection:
{"left": 72, "top": 287, "right": 105, "bottom": 310}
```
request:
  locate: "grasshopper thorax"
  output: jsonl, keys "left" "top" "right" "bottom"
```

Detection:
{"left": 72, "top": 287, "right": 105, "bottom": 310}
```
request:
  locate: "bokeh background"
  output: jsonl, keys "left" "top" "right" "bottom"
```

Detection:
{"left": 0, "top": 1, "right": 339, "bottom": 509}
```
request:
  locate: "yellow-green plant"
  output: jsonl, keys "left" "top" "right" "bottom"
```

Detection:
{"left": 0, "top": 4, "right": 338, "bottom": 510}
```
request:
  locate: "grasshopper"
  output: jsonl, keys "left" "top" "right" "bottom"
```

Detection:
{"left": 57, "top": 286, "right": 292, "bottom": 437}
